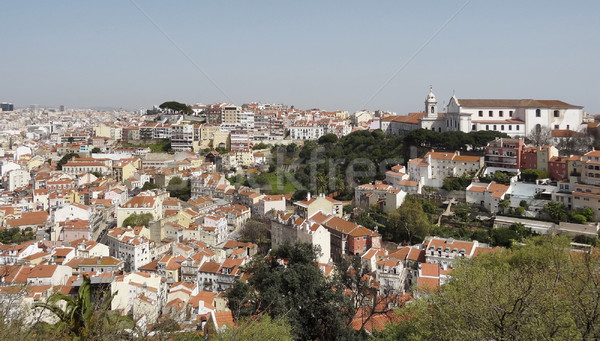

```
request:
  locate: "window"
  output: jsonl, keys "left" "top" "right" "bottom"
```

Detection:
{"left": 489, "top": 110, "right": 493, "bottom": 117}
{"left": 536, "top": 109, "right": 541, "bottom": 117}
{"left": 509, "top": 125, "right": 512, "bottom": 131}
{"left": 486, "top": 125, "right": 489, "bottom": 131}
{"left": 430, "top": 106, "right": 434, "bottom": 114}
{"left": 472, "top": 124, "right": 476, "bottom": 130}
{"left": 493, "top": 125, "right": 497, "bottom": 130}
{"left": 501, "top": 125, "right": 504, "bottom": 130}
{"left": 554, "top": 110, "right": 559, "bottom": 117}
{"left": 554, "top": 125, "right": 559, "bottom": 129}
{"left": 516, "top": 125, "right": 520, "bottom": 130}
{"left": 478, "top": 110, "right": 483, "bottom": 117}
{"left": 509, "top": 110, "right": 513, "bottom": 117}
{"left": 499, "top": 110, "right": 503, "bottom": 117}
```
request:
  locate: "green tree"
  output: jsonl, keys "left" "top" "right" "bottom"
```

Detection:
{"left": 226, "top": 243, "right": 359, "bottom": 340}
{"left": 122, "top": 213, "right": 153, "bottom": 227}
{"left": 33, "top": 276, "right": 134, "bottom": 339}
{"left": 212, "top": 315, "right": 293, "bottom": 341}
{"left": 521, "top": 169, "right": 549, "bottom": 182}
{"left": 166, "top": 177, "right": 191, "bottom": 201}
{"left": 498, "top": 196, "right": 510, "bottom": 214}
{"left": 253, "top": 142, "right": 269, "bottom": 150}
{"left": 376, "top": 236, "right": 600, "bottom": 340}
{"left": 142, "top": 181, "right": 160, "bottom": 191}
{"left": 318, "top": 133, "right": 338, "bottom": 144}
{"left": 159, "top": 101, "right": 192, "bottom": 114}
{"left": 515, "top": 206, "right": 525, "bottom": 216}
{"left": 542, "top": 201, "right": 569, "bottom": 223}
{"left": 91, "top": 147, "right": 101, "bottom": 153}
{"left": 571, "top": 207, "right": 594, "bottom": 222}
{"left": 240, "top": 219, "right": 270, "bottom": 254}
{"left": 56, "top": 152, "right": 79, "bottom": 170}
{"left": 571, "top": 214, "right": 587, "bottom": 224}
{"left": 385, "top": 196, "right": 430, "bottom": 244}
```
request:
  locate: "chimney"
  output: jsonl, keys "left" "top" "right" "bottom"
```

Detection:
{"left": 307, "top": 192, "right": 311, "bottom": 201}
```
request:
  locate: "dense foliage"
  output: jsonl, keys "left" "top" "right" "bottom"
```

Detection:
{"left": 226, "top": 243, "right": 361, "bottom": 340}
{"left": 33, "top": 276, "right": 134, "bottom": 339}
{"left": 375, "top": 236, "right": 600, "bottom": 340}
{"left": 159, "top": 101, "right": 193, "bottom": 114}
{"left": 56, "top": 152, "right": 79, "bottom": 170}
{"left": 294, "top": 130, "right": 404, "bottom": 199}
{"left": 442, "top": 174, "right": 474, "bottom": 191}
{"left": 122, "top": 213, "right": 154, "bottom": 228}
{"left": 542, "top": 201, "right": 595, "bottom": 224}
{"left": 166, "top": 176, "right": 191, "bottom": 201}
{"left": 520, "top": 168, "right": 550, "bottom": 182}
{"left": 403, "top": 129, "right": 509, "bottom": 151}
{"left": 0, "top": 227, "right": 36, "bottom": 244}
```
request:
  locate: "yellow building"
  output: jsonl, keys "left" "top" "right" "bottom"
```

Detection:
{"left": 294, "top": 193, "right": 343, "bottom": 219}
{"left": 116, "top": 195, "right": 163, "bottom": 227}
{"left": 112, "top": 161, "right": 137, "bottom": 183}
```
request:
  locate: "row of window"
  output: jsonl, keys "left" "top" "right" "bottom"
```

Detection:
{"left": 478, "top": 110, "right": 514, "bottom": 117}
{"left": 473, "top": 124, "right": 521, "bottom": 131}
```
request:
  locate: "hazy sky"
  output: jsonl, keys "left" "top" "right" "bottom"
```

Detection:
{"left": 2, "top": 1, "right": 599, "bottom": 114}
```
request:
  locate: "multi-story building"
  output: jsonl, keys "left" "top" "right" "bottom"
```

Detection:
{"left": 466, "top": 180, "right": 511, "bottom": 213}
{"left": 309, "top": 212, "right": 381, "bottom": 262}
{"left": 229, "top": 128, "right": 252, "bottom": 152}
{"left": 572, "top": 150, "right": 600, "bottom": 218}
{"left": 294, "top": 193, "right": 343, "bottom": 219}
{"left": 407, "top": 150, "right": 484, "bottom": 187}
{"left": 422, "top": 236, "right": 493, "bottom": 269}
{"left": 354, "top": 182, "right": 407, "bottom": 213}
{"left": 221, "top": 106, "right": 241, "bottom": 125}
{"left": 105, "top": 226, "right": 153, "bottom": 272}
{"left": 116, "top": 193, "right": 164, "bottom": 227}
{"left": 289, "top": 122, "right": 325, "bottom": 140}
{"left": 271, "top": 212, "right": 331, "bottom": 264}
{"left": 485, "top": 137, "right": 524, "bottom": 171}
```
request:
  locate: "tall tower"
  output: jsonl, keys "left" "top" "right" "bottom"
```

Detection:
{"left": 425, "top": 87, "right": 438, "bottom": 118}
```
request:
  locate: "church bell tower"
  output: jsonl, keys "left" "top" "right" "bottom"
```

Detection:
{"left": 425, "top": 86, "right": 438, "bottom": 118}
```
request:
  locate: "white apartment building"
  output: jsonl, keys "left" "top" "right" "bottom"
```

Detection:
{"left": 289, "top": 124, "right": 325, "bottom": 140}
{"left": 116, "top": 192, "right": 164, "bottom": 227}
{"left": 408, "top": 151, "right": 484, "bottom": 188}
{"left": 271, "top": 212, "right": 331, "bottom": 264}
{"left": 7, "top": 169, "right": 31, "bottom": 191}
{"left": 105, "top": 227, "right": 152, "bottom": 272}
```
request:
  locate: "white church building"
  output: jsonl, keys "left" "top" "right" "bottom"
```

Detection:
{"left": 386, "top": 88, "right": 585, "bottom": 137}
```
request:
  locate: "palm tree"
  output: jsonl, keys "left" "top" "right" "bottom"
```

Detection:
{"left": 34, "top": 276, "right": 134, "bottom": 339}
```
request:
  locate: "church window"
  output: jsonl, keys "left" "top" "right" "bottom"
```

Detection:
{"left": 478, "top": 111, "right": 483, "bottom": 117}
{"left": 471, "top": 124, "right": 476, "bottom": 130}
{"left": 499, "top": 111, "right": 504, "bottom": 117}
{"left": 431, "top": 106, "right": 434, "bottom": 114}
{"left": 554, "top": 110, "right": 559, "bottom": 117}
{"left": 509, "top": 110, "right": 513, "bottom": 117}
{"left": 486, "top": 125, "right": 489, "bottom": 131}
{"left": 536, "top": 109, "right": 541, "bottom": 117}
{"left": 493, "top": 125, "right": 497, "bottom": 130}
{"left": 489, "top": 111, "right": 493, "bottom": 117}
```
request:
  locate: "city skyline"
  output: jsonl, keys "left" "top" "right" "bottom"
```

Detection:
{"left": 1, "top": 1, "right": 599, "bottom": 114}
